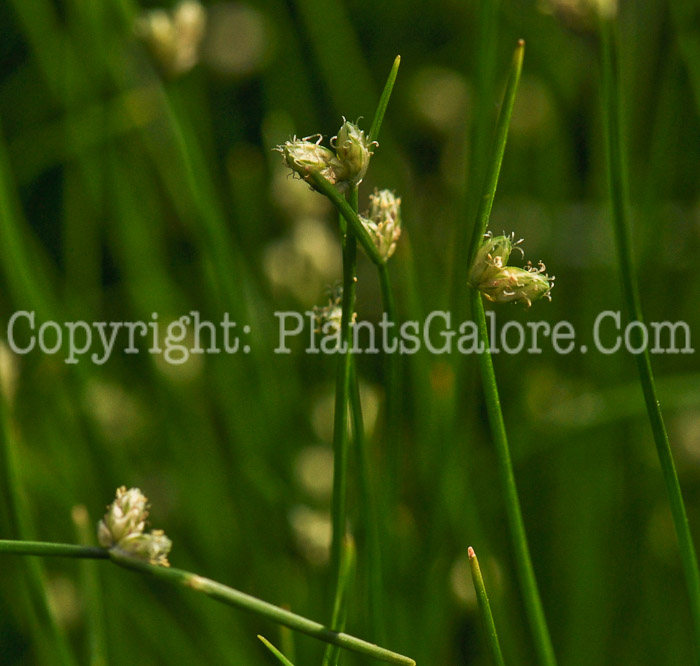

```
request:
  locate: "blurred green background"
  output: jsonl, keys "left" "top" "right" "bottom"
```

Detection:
{"left": 1, "top": 0, "right": 700, "bottom": 664}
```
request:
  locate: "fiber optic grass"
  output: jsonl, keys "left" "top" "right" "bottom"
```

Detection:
{"left": 1, "top": 1, "right": 699, "bottom": 664}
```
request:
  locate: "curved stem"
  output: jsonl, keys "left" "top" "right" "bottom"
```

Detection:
{"left": 0, "top": 540, "right": 415, "bottom": 665}
{"left": 308, "top": 171, "right": 384, "bottom": 266}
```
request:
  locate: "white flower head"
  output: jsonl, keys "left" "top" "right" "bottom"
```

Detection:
{"left": 136, "top": 0, "right": 207, "bottom": 77}
{"left": 469, "top": 231, "right": 524, "bottom": 288}
{"left": 479, "top": 263, "right": 554, "bottom": 308}
{"left": 275, "top": 135, "right": 348, "bottom": 191}
{"left": 98, "top": 486, "right": 172, "bottom": 567}
{"left": 118, "top": 530, "right": 172, "bottom": 567}
{"left": 363, "top": 189, "right": 402, "bottom": 261}
{"left": 331, "top": 119, "right": 376, "bottom": 188}
{"left": 97, "top": 486, "right": 149, "bottom": 548}
{"left": 313, "top": 285, "right": 347, "bottom": 338}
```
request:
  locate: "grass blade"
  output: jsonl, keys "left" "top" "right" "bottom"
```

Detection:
{"left": 468, "top": 547, "right": 506, "bottom": 666}
{"left": 599, "top": 14, "right": 700, "bottom": 659}
{"left": 369, "top": 56, "right": 401, "bottom": 141}
{"left": 258, "top": 635, "right": 296, "bottom": 666}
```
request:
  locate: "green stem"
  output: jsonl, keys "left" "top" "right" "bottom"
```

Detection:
{"left": 466, "top": 40, "right": 525, "bottom": 267}
{"left": 0, "top": 540, "right": 108, "bottom": 559}
{"left": 465, "top": 40, "right": 556, "bottom": 666}
{"left": 600, "top": 16, "right": 700, "bottom": 659}
{"left": 0, "top": 540, "right": 415, "bottom": 665}
{"left": 72, "top": 506, "right": 108, "bottom": 666}
{"left": 0, "top": 395, "right": 79, "bottom": 666}
{"left": 258, "top": 635, "right": 296, "bottom": 666}
{"left": 472, "top": 293, "right": 556, "bottom": 666}
{"left": 377, "top": 262, "right": 401, "bottom": 533}
{"left": 369, "top": 56, "right": 401, "bottom": 141}
{"left": 328, "top": 186, "right": 360, "bottom": 642}
{"left": 349, "top": 361, "right": 385, "bottom": 643}
{"left": 468, "top": 547, "right": 506, "bottom": 666}
{"left": 308, "top": 171, "right": 384, "bottom": 266}
{"left": 323, "top": 536, "right": 357, "bottom": 665}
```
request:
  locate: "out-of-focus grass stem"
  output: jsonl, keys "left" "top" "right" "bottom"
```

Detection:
{"left": 326, "top": 186, "right": 360, "bottom": 660}
{"left": 600, "top": 15, "right": 700, "bottom": 660}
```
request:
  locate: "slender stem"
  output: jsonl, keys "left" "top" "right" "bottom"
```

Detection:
{"left": 328, "top": 186, "right": 360, "bottom": 641}
{"left": 450, "top": 0, "right": 499, "bottom": 313}
{"left": 0, "top": 540, "right": 415, "bottom": 665}
{"left": 468, "top": 547, "right": 506, "bottom": 666}
{"left": 0, "top": 394, "right": 79, "bottom": 666}
{"left": 472, "top": 293, "right": 556, "bottom": 666}
{"left": 0, "top": 540, "right": 109, "bottom": 559}
{"left": 308, "top": 171, "right": 384, "bottom": 266}
{"left": 465, "top": 39, "right": 556, "bottom": 666}
{"left": 600, "top": 16, "right": 700, "bottom": 659}
{"left": 377, "top": 262, "right": 400, "bottom": 529}
{"left": 323, "top": 536, "right": 357, "bottom": 665}
{"left": 349, "top": 360, "right": 385, "bottom": 643}
{"left": 72, "top": 506, "right": 109, "bottom": 666}
{"left": 466, "top": 40, "right": 525, "bottom": 267}
{"left": 258, "top": 635, "right": 296, "bottom": 666}
{"left": 369, "top": 56, "right": 401, "bottom": 141}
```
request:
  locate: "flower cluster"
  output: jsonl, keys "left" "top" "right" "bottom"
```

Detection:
{"left": 98, "top": 486, "right": 172, "bottom": 567}
{"left": 361, "top": 189, "right": 402, "bottom": 261}
{"left": 275, "top": 119, "right": 376, "bottom": 193}
{"left": 313, "top": 285, "right": 355, "bottom": 340}
{"left": 136, "top": 0, "right": 206, "bottom": 77}
{"left": 469, "top": 232, "right": 554, "bottom": 308}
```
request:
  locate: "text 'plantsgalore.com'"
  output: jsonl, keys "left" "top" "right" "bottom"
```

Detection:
{"left": 3, "top": 310, "right": 694, "bottom": 365}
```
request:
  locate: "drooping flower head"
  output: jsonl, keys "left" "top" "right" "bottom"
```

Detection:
{"left": 479, "top": 262, "right": 554, "bottom": 308}
{"left": 470, "top": 232, "right": 554, "bottom": 308}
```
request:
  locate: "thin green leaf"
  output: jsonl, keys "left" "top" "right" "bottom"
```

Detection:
{"left": 258, "top": 635, "right": 296, "bottom": 666}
